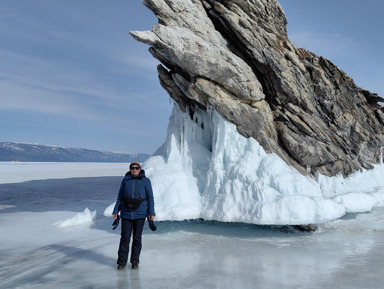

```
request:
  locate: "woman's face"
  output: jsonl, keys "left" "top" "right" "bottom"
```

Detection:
{"left": 130, "top": 165, "right": 141, "bottom": 177}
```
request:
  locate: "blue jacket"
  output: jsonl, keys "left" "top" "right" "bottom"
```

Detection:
{"left": 112, "top": 170, "right": 155, "bottom": 219}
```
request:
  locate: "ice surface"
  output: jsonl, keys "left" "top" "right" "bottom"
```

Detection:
{"left": 0, "top": 162, "right": 129, "bottom": 184}
{"left": 143, "top": 106, "right": 384, "bottom": 225}
{"left": 1, "top": 164, "right": 384, "bottom": 288}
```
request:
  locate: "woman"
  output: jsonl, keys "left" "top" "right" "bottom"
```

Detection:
{"left": 112, "top": 161, "right": 155, "bottom": 270}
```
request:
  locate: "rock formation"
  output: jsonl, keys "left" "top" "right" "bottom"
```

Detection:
{"left": 131, "top": 0, "right": 384, "bottom": 177}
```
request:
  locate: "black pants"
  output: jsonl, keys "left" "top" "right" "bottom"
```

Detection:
{"left": 117, "top": 218, "right": 145, "bottom": 266}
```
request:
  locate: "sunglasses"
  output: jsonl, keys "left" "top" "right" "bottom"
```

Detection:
{"left": 130, "top": 166, "right": 140, "bottom": 170}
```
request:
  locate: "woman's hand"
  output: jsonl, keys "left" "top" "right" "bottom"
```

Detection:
{"left": 113, "top": 214, "right": 118, "bottom": 219}
{"left": 148, "top": 215, "right": 155, "bottom": 221}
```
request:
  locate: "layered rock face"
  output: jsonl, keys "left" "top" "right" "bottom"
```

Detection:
{"left": 132, "top": 0, "right": 384, "bottom": 177}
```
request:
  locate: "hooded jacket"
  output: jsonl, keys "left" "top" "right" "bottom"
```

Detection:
{"left": 112, "top": 169, "right": 155, "bottom": 219}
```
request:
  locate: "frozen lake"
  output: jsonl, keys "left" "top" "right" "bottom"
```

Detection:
{"left": 1, "top": 163, "right": 384, "bottom": 288}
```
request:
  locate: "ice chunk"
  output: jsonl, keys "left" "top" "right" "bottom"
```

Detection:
{"left": 53, "top": 208, "right": 96, "bottom": 228}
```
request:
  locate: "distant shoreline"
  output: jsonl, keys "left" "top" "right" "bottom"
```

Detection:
{"left": 0, "top": 142, "right": 150, "bottom": 163}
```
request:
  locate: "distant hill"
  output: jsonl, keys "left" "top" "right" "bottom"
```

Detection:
{"left": 0, "top": 142, "right": 150, "bottom": 163}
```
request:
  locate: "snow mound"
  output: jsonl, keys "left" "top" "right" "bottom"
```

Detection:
{"left": 103, "top": 202, "right": 115, "bottom": 217}
{"left": 53, "top": 208, "right": 96, "bottom": 228}
{"left": 143, "top": 106, "right": 384, "bottom": 225}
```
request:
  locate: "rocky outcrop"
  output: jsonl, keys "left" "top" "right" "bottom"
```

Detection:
{"left": 131, "top": 0, "right": 384, "bottom": 177}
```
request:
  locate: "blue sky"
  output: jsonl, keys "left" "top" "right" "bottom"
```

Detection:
{"left": 0, "top": 1, "right": 383, "bottom": 154}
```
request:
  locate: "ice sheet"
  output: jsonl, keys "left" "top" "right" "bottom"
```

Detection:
{"left": 1, "top": 169, "right": 384, "bottom": 289}
{"left": 0, "top": 162, "right": 129, "bottom": 184}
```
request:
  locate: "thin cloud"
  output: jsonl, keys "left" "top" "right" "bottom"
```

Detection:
{"left": 0, "top": 47, "right": 169, "bottom": 123}
{"left": 121, "top": 53, "right": 160, "bottom": 72}
{"left": 288, "top": 30, "right": 354, "bottom": 60}
{"left": 0, "top": 82, "right": 103, "bottom": 120}
{"left": 0, "top": 48, "right": 124, "bottom": 103}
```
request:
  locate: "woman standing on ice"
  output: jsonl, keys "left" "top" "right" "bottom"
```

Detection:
{"left": 112, "top": 161, "right": 156, "bottom": 270}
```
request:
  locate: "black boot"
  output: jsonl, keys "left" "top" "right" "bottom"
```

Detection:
{"left": 132, "top": 262, "right": 139, "bottom": 269}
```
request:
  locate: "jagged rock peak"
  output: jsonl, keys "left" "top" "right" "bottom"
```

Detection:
{"left": 132, "top": 0, "right": 384, "bottom": 177}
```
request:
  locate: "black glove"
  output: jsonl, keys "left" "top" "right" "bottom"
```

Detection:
{"left": 148, "top": 218, "right": 157, "bottom": 231}
{"left": 112, "top": 215, "right": 120, "bottom": 230}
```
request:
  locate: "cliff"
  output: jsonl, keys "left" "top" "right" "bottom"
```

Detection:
{"left": 131, "top": 0, "right": 384, "bottom": 177}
